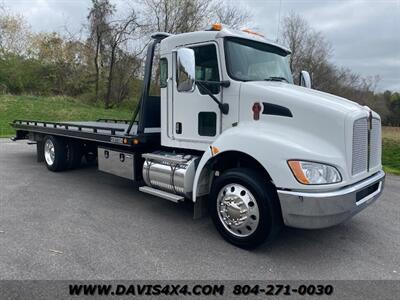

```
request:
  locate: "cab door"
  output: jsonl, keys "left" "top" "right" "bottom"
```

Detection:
{"left": 172, "top": 43, "right": 222, "bottom": 150}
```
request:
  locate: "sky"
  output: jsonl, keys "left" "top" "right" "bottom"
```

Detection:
{"left": 2, "top": 0, "right": 400, "bottom": 92}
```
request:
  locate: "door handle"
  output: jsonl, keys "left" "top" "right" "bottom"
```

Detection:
{"left": 176, "top": 122, "right": 182, "bottom": 134}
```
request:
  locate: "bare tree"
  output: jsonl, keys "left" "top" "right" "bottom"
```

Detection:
{"left": 88, "top": 0, "right": 114, "bottom": 102}
{"left": 112, "top": 49, "right": 142, "bottom": 104}
{"left": 280, "top": 12, "right": 341, "bottom": 93}
{"left": 104, "top": 12, "right": 140, "bottom": 108}
{"left": 279, "top": 13, "right": 380, "bottom": 104}
{"left": 139, "top": 0, "right": 216, "bottom": 34}
{"left": 139, "top": 0, "right": 252, "bottom": 34}
{"left": 280, "top": 13, "right": 332, "bottom": 84}
{"left": 212, "top": 2, "right": 252, "bottom": 29}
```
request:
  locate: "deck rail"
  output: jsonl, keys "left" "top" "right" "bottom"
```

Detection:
{"left": 12, "top": 120, "right": 126, "bottom": 135}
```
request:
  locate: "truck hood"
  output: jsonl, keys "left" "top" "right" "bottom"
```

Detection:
{"left": 241, "top": 81, "right": 363, "bottom": 115}
{"left": 238, "top": 81, "right": 371, "bottom": 177}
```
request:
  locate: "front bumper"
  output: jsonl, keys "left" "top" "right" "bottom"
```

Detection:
{"left": 277, "top": 170, "right": 385, "bottom": 229}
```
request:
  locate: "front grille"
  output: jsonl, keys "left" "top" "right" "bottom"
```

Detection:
{"left": 352, "top": 117, "right": 381, "bottom": 175}
{"left": 369, "top": 118, "right": 381, "bottom": 168}
{"left": 352, "top": 118, "right": 368, "bottom": 175}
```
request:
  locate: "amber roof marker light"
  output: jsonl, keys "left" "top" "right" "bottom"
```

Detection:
{"left": 242, "top": 28, "right": 265, "bottom": 38}
{"left": 211, "top": 23, "right": 222, "bottom": 31}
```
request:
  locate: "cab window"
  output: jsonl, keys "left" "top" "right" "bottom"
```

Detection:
{"left": 192, "top": 44, "right": 220, "bottom": 94}
{"left": 160, "top": 58, "right": 168, "bottom": 88}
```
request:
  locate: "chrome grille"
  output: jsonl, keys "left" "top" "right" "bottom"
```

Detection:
{"left": 369, "top": 118, "right": 381, "bottom": 168}
{"left": 352, "top": 118, "right": 368, "bottom": 175}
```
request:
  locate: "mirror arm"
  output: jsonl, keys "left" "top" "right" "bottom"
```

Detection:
{"left": 195, "top": 81, "right": 229, "bottom": 115}
{"left": 196, "top": 80, "right": 230, "bottom": 88}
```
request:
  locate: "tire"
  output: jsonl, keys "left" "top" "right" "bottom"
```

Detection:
{"left": 209, "top": 168, "right": 282, "bottom": 249}
{"left": 43, "top": 135, "right": 68, "bottom": 172}
{"left": 84, "top": 151, "right": 97, "bottom": 164}
{"left": 66, "top": 140, "right": 82, "bottom": 169}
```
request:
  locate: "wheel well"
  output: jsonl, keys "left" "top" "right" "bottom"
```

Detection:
{"left": 210, "top": 151, "right": 272, "bottom": 181}
{"left": 195, "top": 151, "right": 274, "bottom": 198}
{"left": 193, "top": 150, "right": 281, "bottom": 219}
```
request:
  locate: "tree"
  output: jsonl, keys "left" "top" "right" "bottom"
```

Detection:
{"left": 31, "top": 32, "right": 92, "bottom": 95}
{"left": 0, "top": 11, "right": 31, "bottom": 56}
{"left": 104, "top": 12, "right": 141, "bottom": 108}
{"left": 280, "top": 13, "right": 332, "bottom": 88}
{"left": 383, "top": 91, "right": 400, "bottom": 126}
{"left": 109, "top": 49, "right": 142, "bottom": 105}
{"left": 279, "top": 13, "right": 381, "bottom": 102}
{"left": 212, "top": 2, "right": 251, "bottom": 29}
{"left": 139, "top": 0, "right": 251, "bottom": 34}
{"left": 140, "top": 0, "right": 211, "bottom": 34}
{"left": 277, "top": 13, "right": 400, "bottom": 126}
{"left": 88, "top": 0, "right": 115, "bottom": 102}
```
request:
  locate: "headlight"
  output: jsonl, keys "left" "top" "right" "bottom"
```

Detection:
{"left": 288, "top": 160, "right": 342, "bottom": 185}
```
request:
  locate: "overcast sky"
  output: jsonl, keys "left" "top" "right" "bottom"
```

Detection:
{"left": 3, "top": 0, "right": 400, "bottom": 91}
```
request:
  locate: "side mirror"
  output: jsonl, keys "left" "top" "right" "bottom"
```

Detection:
{"left": 176, "top": 48, "right": 195, "bottom": 92}
{"left": 299, "top": 70, "right": 312, "bottom": 88}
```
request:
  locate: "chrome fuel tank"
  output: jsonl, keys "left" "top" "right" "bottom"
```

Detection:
{"left": 142, "top": 152, "right": 199, "bottom": 199}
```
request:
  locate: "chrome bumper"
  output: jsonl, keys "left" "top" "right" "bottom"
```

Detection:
{"left": 277, "top": 170, "right": 385, "bottom": 229}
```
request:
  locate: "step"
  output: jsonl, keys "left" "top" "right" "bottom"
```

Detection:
{"left": 139, "top": 186, "right": 184, "bottom": 203}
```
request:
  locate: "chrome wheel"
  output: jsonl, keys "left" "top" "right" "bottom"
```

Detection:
{"left": 217, "top": 183, "right": 260, "bottom": 237}
{"left": 44, "top": 139, "right": 55, "bottom": 166}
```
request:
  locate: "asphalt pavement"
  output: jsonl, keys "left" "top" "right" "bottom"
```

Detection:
{"left": 1, "top": 139, "right": 399, "bottom": 280}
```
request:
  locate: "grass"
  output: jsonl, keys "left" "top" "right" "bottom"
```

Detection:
{"left": 1, "top": 95, "right": 399, "bottom": 175}
{"left": 0, "top": 94, "right": 133, "bottom": 137}
{"left": 382, "top": 127, "right": 400, "bottom": 175}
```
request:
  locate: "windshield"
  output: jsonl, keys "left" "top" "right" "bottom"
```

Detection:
{"left": 224, "top": 37, "right": 293, "bottom": 83}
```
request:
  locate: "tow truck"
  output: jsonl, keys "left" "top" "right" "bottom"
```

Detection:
{"left": 11, "top": 24, "right": 385, "bottom": 248}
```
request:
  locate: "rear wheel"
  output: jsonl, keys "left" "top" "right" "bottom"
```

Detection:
{"left": 66, "top": 140, "right": 82, "bottom": 169}
{"left": 209, "top": 168, "right": 282, "bottom": 249}
{"left": 43, "top": 135, "right": 68, "bottom": 172}
{"left": 84, "top": 149, "right": 97, "bottom": 164}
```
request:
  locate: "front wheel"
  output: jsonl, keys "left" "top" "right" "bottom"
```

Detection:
{"left": 209, "top": 168, "right": 282, "bottom": 249}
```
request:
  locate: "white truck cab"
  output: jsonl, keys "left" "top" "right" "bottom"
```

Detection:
{"left": 13, "top": 24, "right": 385, "bottom": 249}
{"left": 157, "top": 24, "right": 385, "bottom": 246}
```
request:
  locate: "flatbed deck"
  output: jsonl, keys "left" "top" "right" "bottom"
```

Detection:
{"left": 11, "top": 119, "right": 161, "bottom": 147}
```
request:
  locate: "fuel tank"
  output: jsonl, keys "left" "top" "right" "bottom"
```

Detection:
{"left": 142, "top": 152, "right": 199, "bottom": 198}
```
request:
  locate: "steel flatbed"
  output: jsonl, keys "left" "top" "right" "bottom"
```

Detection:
{"left": 11, "top": 119, "right": 161, "bottom": 147}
